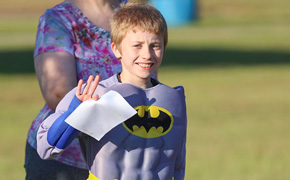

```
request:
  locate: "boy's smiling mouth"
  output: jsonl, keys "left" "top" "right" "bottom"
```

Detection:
{"left": 138, "top": 63, "right": 153, "bottom": 68}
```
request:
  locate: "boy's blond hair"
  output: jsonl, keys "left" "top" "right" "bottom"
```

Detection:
{"left": 110, "top": 2, "right": 168, "bottom": 51}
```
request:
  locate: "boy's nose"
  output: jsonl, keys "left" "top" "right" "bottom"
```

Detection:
{"left": 141, "top": 46, "right": 152, "bottom": 60}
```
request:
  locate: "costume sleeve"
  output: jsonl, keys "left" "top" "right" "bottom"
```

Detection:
{"left": 174, "top": 86, "right": 187, "bottom": 180}
{"left": 37, "top": 89, "right": 81, "bottom": 160}
{"left": 34, "top": 9, "right": 74, "bottom": 57}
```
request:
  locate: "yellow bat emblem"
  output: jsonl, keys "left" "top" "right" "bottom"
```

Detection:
{"left": 122, "top": 106, "right": 174, "bottom": 138}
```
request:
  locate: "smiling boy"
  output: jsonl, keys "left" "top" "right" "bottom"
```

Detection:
{"left": 112, "top": 29, "right": 163, "bottom": 89}
{"left": 37, "top": 2, "right": 187, "bottom": 180}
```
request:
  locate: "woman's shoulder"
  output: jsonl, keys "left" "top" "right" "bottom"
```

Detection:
{"left": 40, "top": 2, "right": 80, "bottom": 23}
{"left": 44, "top": 2, "right": 75, "bottom": 14}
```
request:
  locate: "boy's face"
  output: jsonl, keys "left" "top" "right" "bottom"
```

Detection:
{"left": 112, "top": 29, "right": 164, "bottom": 83}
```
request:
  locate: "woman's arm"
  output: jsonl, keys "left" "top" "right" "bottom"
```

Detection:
{"left": 34, "top": 52, "right": 78, "bottom": 111}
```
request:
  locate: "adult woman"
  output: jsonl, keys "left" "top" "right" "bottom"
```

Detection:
{"left": 25, "top": 0, "right": 127, "bottom": 179}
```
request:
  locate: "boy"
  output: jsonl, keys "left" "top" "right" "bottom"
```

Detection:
{"left": 37, "top": 2, "right": 187, "bottom": 180}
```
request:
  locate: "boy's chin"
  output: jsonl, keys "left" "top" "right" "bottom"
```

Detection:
{"left": 138, "top": 73, "right": 154, "bottom": 80}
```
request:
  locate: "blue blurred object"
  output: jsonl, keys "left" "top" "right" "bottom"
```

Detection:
{"left": 149, "top": 0, "right": 195, "bottom": 26}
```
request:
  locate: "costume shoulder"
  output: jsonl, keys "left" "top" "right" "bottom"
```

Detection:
{"left": 158, "top": 83, "right": 186, "bottom": 112}
{"left": 155, "top": 81, "right": 186, "bottom": 102}
{"left": 94, "top": 75, "right": 120, "bottom": 96}
{"left": 99, "top": 79, "right": 186, "bottom": 113}
{"left": 173, "top": 85, "right": 186, "bottom": 99}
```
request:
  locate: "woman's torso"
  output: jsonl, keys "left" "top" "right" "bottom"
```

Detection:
{"left": 27, "top": 1, "right": 122, "bottom": 169}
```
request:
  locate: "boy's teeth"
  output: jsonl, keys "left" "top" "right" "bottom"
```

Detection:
{"left": 139, "top": 64, "right": 151, "bottom": 68}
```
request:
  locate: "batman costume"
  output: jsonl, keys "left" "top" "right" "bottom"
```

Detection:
{"left": 37, "top": 74, "right": 187, "bottom": 180}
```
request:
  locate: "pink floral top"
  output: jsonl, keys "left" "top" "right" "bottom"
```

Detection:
{"left": 28, "top": 2, "right": 122, "bottom": 169}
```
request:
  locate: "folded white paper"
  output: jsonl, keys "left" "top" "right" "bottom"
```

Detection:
{"left": 65, "top": 90, "right": 137, "bottom": 140}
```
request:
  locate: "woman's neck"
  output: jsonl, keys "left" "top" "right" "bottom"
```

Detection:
{"left": 66, "top": 0, "right": 121, "bottom": 31}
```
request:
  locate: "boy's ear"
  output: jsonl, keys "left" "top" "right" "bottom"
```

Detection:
{"left": 111, "top": 42, "right": 122, "bottom": 59}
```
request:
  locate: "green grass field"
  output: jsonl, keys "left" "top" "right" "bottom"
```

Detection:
{"left": 1, "top": 0, "right": 290, "bottom": 179}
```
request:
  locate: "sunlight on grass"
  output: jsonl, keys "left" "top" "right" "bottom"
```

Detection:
{"left": 0, "top": 75, "right": 43, "bottom": 179}
{"left": 0, "top": 32, "right": 36, "bottom": 50}
{"left": 159, "top": 65, "right": 290, "bottom": 180}
{"left": 168, "top": 24, "right": 290, "bottom": 51}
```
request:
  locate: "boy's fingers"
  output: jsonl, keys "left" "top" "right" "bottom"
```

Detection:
{"left": 83, "top": 75, "right": 94, "bottom": 94}
{"left": 91, "top": 75, "right": 100, "bottom": 92}
{"left": 95, "top": 75, "right": 101, "bottom": 85}
{"left": 76, "top": 75, "right": 100, "bottom": 102}
{"left": 88, "top": 75, "right": 100, "bottom": 96}
{"left": 76, "top": 79, "right": 83, "bottom": 96}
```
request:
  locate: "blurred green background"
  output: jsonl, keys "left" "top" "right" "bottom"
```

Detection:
{"left": 0, "top": 0, "right": 290, "bottom": 179}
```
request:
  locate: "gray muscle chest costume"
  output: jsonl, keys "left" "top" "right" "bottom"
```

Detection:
{"left": 37, "top": 74, "right": 187, "bottom": 180}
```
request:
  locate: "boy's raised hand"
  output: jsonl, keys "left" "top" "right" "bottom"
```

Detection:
{"left": 76, "top": 75, "right": 100, "bottom": 102}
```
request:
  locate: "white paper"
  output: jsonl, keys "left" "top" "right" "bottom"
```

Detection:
{"left": 65, "top": 90, "right": 137, "bottom": 140}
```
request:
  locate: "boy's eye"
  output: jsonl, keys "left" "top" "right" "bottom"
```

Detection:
{"left": 152, "top": 44, "right": 161, "bottom": 49}
{"left": 133, "top": 44, "right": 141, "bottom": 48}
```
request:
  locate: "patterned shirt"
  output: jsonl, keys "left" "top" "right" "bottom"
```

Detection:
{"left": 28, "top": 1, "right": 122, "bottom": 169}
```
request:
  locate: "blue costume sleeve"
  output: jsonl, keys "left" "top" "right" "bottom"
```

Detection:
{"left": 47, "top": 95, "right": 81, "bottom": 149}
